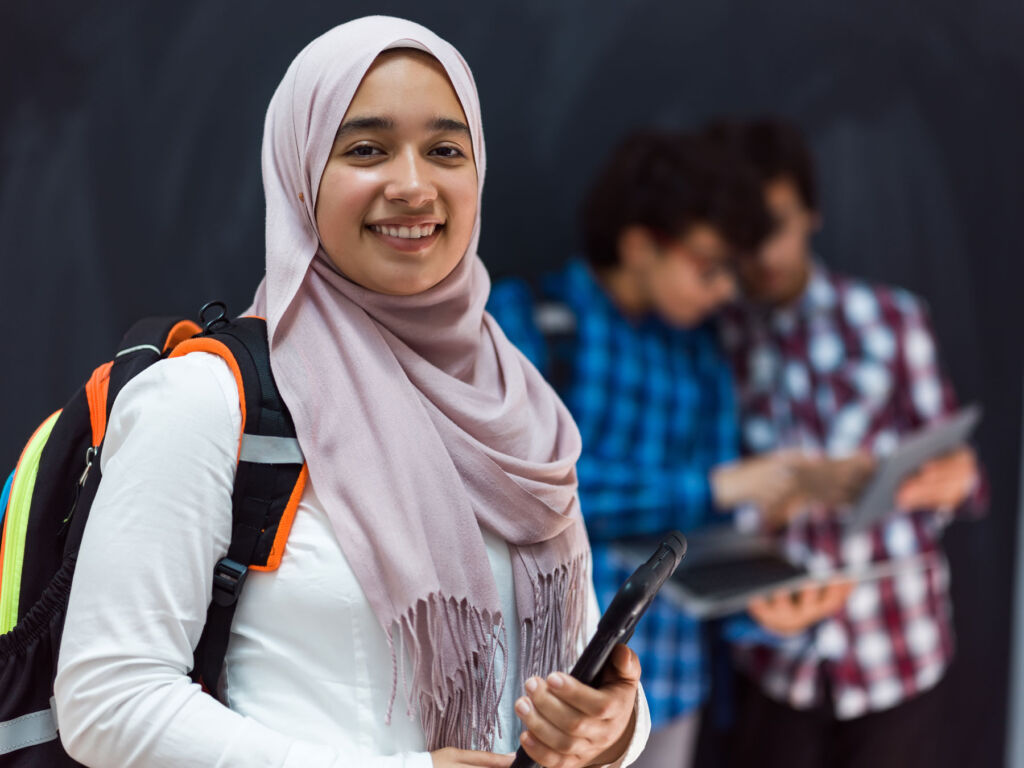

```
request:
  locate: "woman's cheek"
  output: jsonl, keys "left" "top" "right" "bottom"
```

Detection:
{"left": 319, "top": 165, "right": 378, "bottom": 222}
{"left": 449, "top": 178, "right": 479, "bottom": 250}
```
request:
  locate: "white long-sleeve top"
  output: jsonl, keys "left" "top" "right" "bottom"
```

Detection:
{"left": 54, "top": 352, "right": 650, "bottom": 767}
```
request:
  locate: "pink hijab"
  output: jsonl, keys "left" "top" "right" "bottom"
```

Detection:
{"left": 246, "top": 16, "right": 590, "bottom": 751}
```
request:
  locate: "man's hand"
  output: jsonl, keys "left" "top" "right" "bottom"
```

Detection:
{"left": 791, "top": 453, "right": 876, "bottom": 507}
{"left": 430, "top": 748, "right": 514, "bottom": 767}
{"left": 756, "top": 453, "right": 876, "bottom": 529}
{"left": 896, "top": 447, "right": 978, "bottom": 512}
{"left": 747, "top": 581, "right": 854, "bottom": 636}
{"left": 515, "top": 644, "right": 640, "bottom": 768}
{"left": 711, "top": 453, "right": 801, "bottom": 511}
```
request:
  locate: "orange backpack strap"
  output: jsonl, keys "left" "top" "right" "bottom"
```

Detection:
{"left": 172, "top": 306, "right": 306, "bottom": 698}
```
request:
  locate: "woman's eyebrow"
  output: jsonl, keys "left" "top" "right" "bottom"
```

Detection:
{"left": 334, "top": 115, "right": 470, "bottom": 140}
{"left": 335, "top": 116, "right": 394, "bottom": 139}
{"left": 428, "top": 117, "right": 471, "bottom": 136}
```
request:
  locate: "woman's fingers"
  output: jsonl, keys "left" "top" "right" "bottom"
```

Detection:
{"left": 603, "top": 644, "right": 642, "bottom": 685}
{"left": 519, "top": 729, "right": 576, "bottom": 768}
{"left": 429, "top": 747, "right": 515, "bottom": 767}
{"left": 536, "top": 671, "right": 612, "bottom": 718}
{"left": 515, "top": 647, "right": 640, "bottom": 768}
{"left": 521, "top": 678, "right": 595, "bottom": 741}
{"left": 516, "top": 689, "right": 585, "bottom": 754}
{"left": 464, "top": 751, "right": 515, "bottom": 768}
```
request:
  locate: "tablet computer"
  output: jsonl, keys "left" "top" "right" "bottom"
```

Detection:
{"left": 845, "top": 404, "right": 981, "bottom": 531}
{"left": 612, "top": 530, "right": 806, "bottom": 619}
{"left": 612, "top": 530, "right": 937, "bottom": 619}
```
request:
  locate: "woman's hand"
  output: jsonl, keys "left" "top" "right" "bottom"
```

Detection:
{"left": 430, "top": 748, "right": 514, "bottom": 767}
{"left": 515, "top": 644, "right": 640, "bottom": 768}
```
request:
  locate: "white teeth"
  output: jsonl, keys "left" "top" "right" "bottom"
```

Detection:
{"left": 370, "top": 224, "right": 438, "bottom": 239}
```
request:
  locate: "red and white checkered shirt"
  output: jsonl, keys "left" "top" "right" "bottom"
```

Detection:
{"left": 718, "top": 262, "right": 985, "bottom": 719}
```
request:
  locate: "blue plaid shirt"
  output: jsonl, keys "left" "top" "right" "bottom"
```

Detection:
{"left": 488, "top": 258, "right": 739, "bottom": 725}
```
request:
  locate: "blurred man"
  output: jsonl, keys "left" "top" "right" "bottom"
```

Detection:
{"left": 709, "top": 117, "right": 984, "bottom": 768}
{"left": 488, "top": 132, "right": 850, "bottom": 768}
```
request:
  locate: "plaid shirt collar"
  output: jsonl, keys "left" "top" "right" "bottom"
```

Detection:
{"left": 737, "top": 258, "right": 838, "bottom": 330}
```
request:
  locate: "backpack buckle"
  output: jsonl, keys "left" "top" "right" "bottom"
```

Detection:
{"left": 212, "top": 558, "right": 248, "bottom": 606}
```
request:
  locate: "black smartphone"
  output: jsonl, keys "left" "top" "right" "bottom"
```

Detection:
{"left": 510, "top": 531, "right": 686, "bottom": 768}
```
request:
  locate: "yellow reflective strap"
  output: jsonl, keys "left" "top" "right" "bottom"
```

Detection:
{"left": 0, "top": 410, "right": 61, "bottom": 633}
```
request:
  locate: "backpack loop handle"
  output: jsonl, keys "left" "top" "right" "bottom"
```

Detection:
{"left": 199, "top": 301, "right": 230, "bottom": 334}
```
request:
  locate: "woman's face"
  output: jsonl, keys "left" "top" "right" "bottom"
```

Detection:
{"left": 315, "top": 50, "right": 478, "bottom": 295}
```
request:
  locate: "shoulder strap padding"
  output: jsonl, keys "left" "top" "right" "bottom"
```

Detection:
{"left": 168, "top": 337, "right": 248, "bottom": 459}
{"left": 116, "top": 316, "right": 200, "bottom": 358}
{"left": 169, "top": 318, "right": 303, "bottom": 570}
{"left": 107, "top": 317, "right": 200, "bottom": 436}
{"left": 183, "top": 315, "right": 304, "bottom": 698}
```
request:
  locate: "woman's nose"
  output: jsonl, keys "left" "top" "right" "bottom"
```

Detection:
{"left": 384, "top": 148, "right": 437, "bottom": 209}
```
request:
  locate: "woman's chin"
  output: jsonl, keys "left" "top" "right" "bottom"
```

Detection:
{"left": 324, "top": 257, "right": 452, "bottom": 296}
{"left": 365, "top": 269, "right": 449, "bottom": 296}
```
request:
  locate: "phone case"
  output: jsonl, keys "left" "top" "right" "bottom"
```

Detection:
{"left": 510, "top": 531, "right": 686, "bottom": 768}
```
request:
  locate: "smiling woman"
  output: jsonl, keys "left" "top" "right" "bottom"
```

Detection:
{"left": 50, "top": 15, "right": 649, "bottom": 768}
{"left": 316, "top": 49, "right": 478, "bottom": 296}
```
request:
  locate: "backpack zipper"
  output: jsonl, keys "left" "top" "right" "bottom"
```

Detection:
{"left": 62, "top": 361, "right": 111, "bottom": 539}
{"left": 61, "top": 446, "right": 96, "bottom": 536}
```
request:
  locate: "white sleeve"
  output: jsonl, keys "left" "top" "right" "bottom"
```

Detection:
{"left": 54, "top": 352, "right": 429, "bottom": 768}
{"left": 582, "top": 563, "right": 651, "bottom": 768}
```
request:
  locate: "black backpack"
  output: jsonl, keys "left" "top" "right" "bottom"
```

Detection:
{"left": 0, "top": 302, "right": 306, "bottom": 766}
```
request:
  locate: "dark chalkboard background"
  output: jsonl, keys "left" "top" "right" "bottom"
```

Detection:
{"left": 2, "top": 1, "right": 1022, "bottom": 765}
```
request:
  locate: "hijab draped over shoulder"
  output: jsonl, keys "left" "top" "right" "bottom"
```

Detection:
{"left": 246, "top": 16, "right": 590, "bottom": 751}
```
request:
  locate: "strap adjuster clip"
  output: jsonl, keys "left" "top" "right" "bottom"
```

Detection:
{"left": 212, "top": 558, "right": 248, "bottom": 606}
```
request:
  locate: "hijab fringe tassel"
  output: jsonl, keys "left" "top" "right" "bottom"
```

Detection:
{"left": 384, "top": 552, "right": 589, "bottom": 751}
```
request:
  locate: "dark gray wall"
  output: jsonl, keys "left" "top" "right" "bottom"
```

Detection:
{"left": 2, "top": 1, "right": 1022, "bottom": 765}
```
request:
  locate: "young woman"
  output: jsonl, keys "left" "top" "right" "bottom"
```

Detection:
{"left": 53, "top": 16, "right": 649, "bottom": 768}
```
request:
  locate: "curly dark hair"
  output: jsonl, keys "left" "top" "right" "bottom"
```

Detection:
{"left": 580, "top": 130, "right": 772, "bottom": 270}
{"left": 703, "top": 116, "right": 819, "bottom": 212}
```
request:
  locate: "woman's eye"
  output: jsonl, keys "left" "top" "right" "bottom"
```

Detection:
{"left": 346, "top": 144, "right": 384, "bottom": 158}
{"left": 430, "top": 145, "right": 465, "bottom": 160}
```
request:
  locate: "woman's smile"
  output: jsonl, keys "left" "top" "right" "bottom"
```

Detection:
{"left": 366, "top": 219, "right": 446, "bottom": 253}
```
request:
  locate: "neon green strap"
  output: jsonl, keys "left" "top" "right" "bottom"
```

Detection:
{"left": 0, "top": 410, "right": 61, "bottom": 633}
